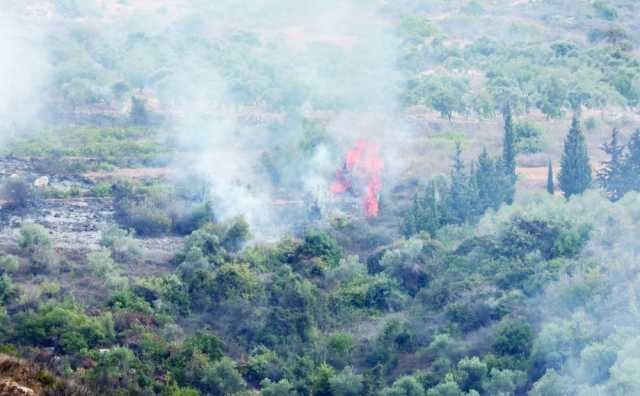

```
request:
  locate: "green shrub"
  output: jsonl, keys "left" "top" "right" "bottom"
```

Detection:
{"left": 493, "top": 321, "right": 533, "bottom": 358}
{"left": 91, "top": 181, "right": 113, "bottom": 197}
{"left": 261, "top": 378, "right": 297, "bottom": 396}
{"left": 296, "top": 230, "right": 342, "bottom": 268}
{"left": 100, "top": 226, "right": 142, "bottom": 264}
{"left": 16, "top": 302, "right": 115, "bottom": 354}
{"left": 246, "top": 346, "right": 284, "bottom": 385}
{"left": 0, "top": 255, "right": 20, "bottom": 274}
{"left": 19, "top": 223, "right": 51, "bottom": 254}
{"left": 87, "top": 250, "right": 117, "bottom": 277}
{"left": 329, "top": 366, "right": 363, "bottom": 396}
{"left": 514, "top": 121, "right": 545, "bottom": 154}
{"left": 380, "top": 375, "right": 425, "bottom": 396}
{"left": 18, "top": 223, "right": 55, "bottom": 273}
{"left": 120, "top": 200, "right": 172, "bottom": 236}
{"left": 0, "top": 275, "right": 18, "bottom": 306}
{"left": 201, "top": 357, "right": 246, "bottom": 396}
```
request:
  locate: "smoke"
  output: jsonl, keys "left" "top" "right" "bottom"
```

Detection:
{"left": 0, "top": 0, "right": 416, "bottom": 238}
{"left": 478, "top": 191, "right": 640, "bottom": 393}
{"left": 0, "top": 6, "right": 49, "bottom": 140}
{"left": 152, "top": 0, "right": 412, "bottom": 237}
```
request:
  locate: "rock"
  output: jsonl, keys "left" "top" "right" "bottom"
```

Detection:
{"left": 33, "top": 176, "right": 49, "bottom": 188}
{"left": 0, "top": 379, "right": 36, "bottom": 396}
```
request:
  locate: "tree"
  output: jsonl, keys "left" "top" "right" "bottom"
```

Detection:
{"left": 501, "top": 104, "right": 517, "bottom": 204}
{"left": 202, "top": 357, "right": 246, "bottom": 396}
{"left": 444, "top": 144, "right": 474, "bottom": 224}
{"left": 457, "top": 357, "right": 487, "bottom": 392}
{"left": 559, "top": 115, "right": 592, "bottom": 198}
{"left": 405, "top": 76, "right": 469, "bottom": 121}
{"left": 529, "top": 369, "right": 573, "bottom": 396}
{"left": 261, "top": 378, "right": 298, "bottom": 396}
{"left": 546, "top": 160, "right": 555, "bottom": 195}
{"left": 475, "top": 148, "right": 507, "bottom": 213}
{"left": 380, "top": 375, "right": 425, "bottom": 396}
{"left": 401, "top": 180, "right": 441, "bottom": 237}
{"left": 0, "top": 274, "right": 18, "bottom": 306}
{"left": 482, "top": 368, "right": 526, "bottom": 396}
{"left": 329, "top": 366, "right": 364, "bottom": 396}
{"left": 621, "top": 129, "right": 640, "bottom": 194}
{"left": 502, "top": 104, "right": 516, "bottom": 177}
{"left": 492, "top": 321, "right": 532, "bottom": 358}
{"left": 130, "top": 96, "right": 150, "bottom": 126}
{"left": 597, "top": 128, "right": 626, "bottom": 200}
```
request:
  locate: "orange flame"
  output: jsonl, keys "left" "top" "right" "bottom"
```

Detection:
{"left": 331, "top": 139, "right": 384, "bottom": 217}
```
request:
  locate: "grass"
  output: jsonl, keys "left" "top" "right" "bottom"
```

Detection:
{"left": 1, "top": 126, "right": 175, "bottom": 168}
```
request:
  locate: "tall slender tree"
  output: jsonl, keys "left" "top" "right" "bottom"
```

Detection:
{"left": 401, "top": 180, "right": 440, "bottom": 237}
{"left": 597, "top": 128, "right": 625, "bottom": 201}
{"left": 475, "top": 148, "right": 506, "bottom": 212}
{"left": 559, "top": 114, "right": 592, "bottom": 198}
{"left": 501, "top": 103, "right": 517, "bottom": 203}
{"left": 622, "top": 129, "right": 640, "bottom": 194}
{"left": 546, "top": 160, "right": 555, "bottom": 195}
{"left": 445, "top": 143, "right": 473, "bottom": 224}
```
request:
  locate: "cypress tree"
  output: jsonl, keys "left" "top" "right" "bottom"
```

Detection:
{"left": 597, "top": 128, "right": 625, "bottom": 201}
{"left": 475, "top": 148, "right": 503, "bottom": 211}
{"left": 622, "top": 129, "right": 640, "bottom": 194}
{"left": 401, "top": 180, "right": 441, "bottom": 237}
{"left": 559, "top": 114, "right": 592, "bottom": 198}
{"left": 445, "top": 143, "right": 472, "bottom": 224}
{"left": 546, "top": 160, "right": 555, "bottom": 195}
{"left": 501, "top": 103, "right": 517, "bottom": 203}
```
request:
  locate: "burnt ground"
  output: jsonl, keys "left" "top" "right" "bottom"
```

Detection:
{"left": 0, "top": 156, "right": 184, "bottom": 305}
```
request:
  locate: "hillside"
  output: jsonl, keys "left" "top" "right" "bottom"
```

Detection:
{"left": 1, "top": 1, "right": 640, "bottom": 395}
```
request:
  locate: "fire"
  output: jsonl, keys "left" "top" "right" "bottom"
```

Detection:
{"left": 330, "top": 139, "right": 384, "bottom": 217}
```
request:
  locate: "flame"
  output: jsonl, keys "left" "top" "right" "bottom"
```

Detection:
{"left": 330, "top": 139, "right": 384, "bottom": 217}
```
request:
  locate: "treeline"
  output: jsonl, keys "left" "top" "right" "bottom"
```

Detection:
{"left": 404, "top": 103, "right": 640, "bottom": 239}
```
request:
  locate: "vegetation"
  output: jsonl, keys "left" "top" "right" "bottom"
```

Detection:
{"left": 2, "top": 0, "right": 640, "bottom": 395}
{"left": 559, "top": 115, "right": 592, "bottom": 198}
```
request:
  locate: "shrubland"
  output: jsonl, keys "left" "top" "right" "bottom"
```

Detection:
{"left": 2, "top": 0, "right": 640, "bottom": 395}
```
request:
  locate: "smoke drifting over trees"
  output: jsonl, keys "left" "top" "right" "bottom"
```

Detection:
{"left": 2, "top": 0, "right": 640, "bottom": 395}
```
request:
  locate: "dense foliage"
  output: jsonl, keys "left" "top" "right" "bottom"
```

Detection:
{"left": 2, "top": 0, "right": 640, "bottom": 395}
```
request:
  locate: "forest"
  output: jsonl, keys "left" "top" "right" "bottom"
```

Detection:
{"left": 1, "top": 0, "right": 640, "bottom": 395}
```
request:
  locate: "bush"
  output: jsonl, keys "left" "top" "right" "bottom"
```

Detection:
{"left": 87, "top": 250, "right": 117, "bottom": 277}
{"left": 212, "top": 263, "right": 259, "bottom": 301}
{"left": 380, "top": 375, "right": 425, "bottom": 396}
{"left": 329, "top": 366, "right": 363, "bottom": 396}
{"left": 18, "top": 223, "right": 55, "bottom": 273}
{"left": 18, "top": 223, "right": 51, "bottom": 254}
{"left": 100, "top": 226, "right": 142, "bottom": 264}
{"left": 246, "top": 346, "right": 284, "bottom": 385}
{"left": 0, "top": 177, "right": 36, "bottom": 209}
{"left": 492, "top": 321, "right": 533, "bottom": 358}
{"left": 457, "top": 356, "right": 487, "bottom": 392}
{"left": 201, "top": 357, "right": 246, "bottom": 396}
{"left": 0, "top": 275, "right": 18, "bottom": 306}
{"left": 120, "top": 201, "right": 172, "bottom": 236}
{"left": 261, "top": 378, "right": 297, "bottom": 396}
{"left": 514, "top": 121, "right": 545, "bottom": 154}
{"left": 0, "top": 255, "right": 20, "bottom": 274}
{"left": 296, "top": 230, "right": 342, "bottom": 268}
{"left": 16, "top": 302, "right": 115, "bottom": 354}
